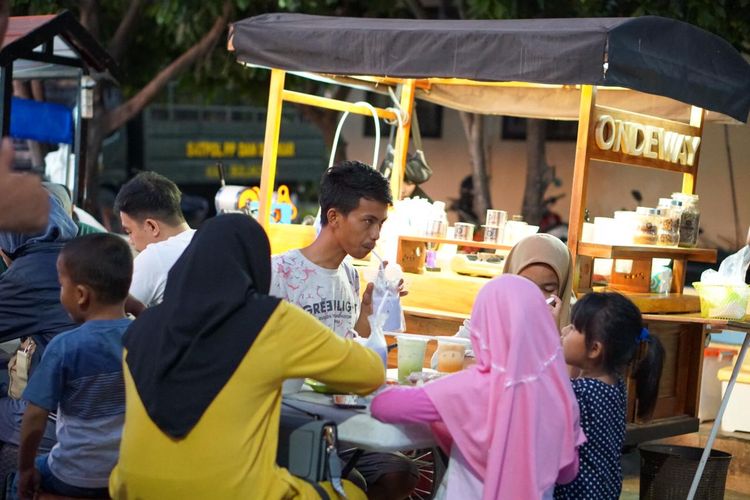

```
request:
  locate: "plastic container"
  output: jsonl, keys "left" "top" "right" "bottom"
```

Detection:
{"left": 693, "top": 282, "right": 750, "bottom": 320}
{"left": 634, "top": 207, "right": 659, "bottom": 245}
{"left": 639, "top": 444, "right": 731, "bottom": 500}
{"left": 718, "top": 364, "right": 750, "bottom": 432}
{"left": 672, "top": 193, "right": 700, "bottom": 248}
{"left": 698, "top": 348, "right": 735, "bottom": 422}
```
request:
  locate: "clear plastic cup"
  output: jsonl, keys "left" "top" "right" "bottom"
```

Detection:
{"left": 436, "top": 340, "right": 466, "bottom": 373}
{"left": 397, "top": 337, "right": 427, "bottom": 383}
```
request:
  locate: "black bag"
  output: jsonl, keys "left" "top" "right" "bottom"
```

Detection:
{"left": 278, "top": 405, "right": 345, "bottom": 499}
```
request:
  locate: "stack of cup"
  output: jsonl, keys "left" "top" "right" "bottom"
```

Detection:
{"left": 483, "top": 210, "right": 507, "bottom": 244}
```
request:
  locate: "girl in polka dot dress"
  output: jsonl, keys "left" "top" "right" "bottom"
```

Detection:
{"left": 554, "top": 293, "right": 665, "bottom": 500}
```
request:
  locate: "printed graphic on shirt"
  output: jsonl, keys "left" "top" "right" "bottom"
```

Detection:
{"left": 270, "top": 250, "right": 360, "bottom": 336}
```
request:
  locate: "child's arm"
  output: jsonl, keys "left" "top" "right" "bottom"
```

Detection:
{"left": 371, "top": 386, "right": 441, "bottom": 423}
{"left": 18, "top": 403, "right": 49, "bottom": 500}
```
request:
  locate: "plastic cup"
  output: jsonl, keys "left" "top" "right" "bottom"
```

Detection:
{"left": 485, "top": 209, "right": 508, "bottom": 227}
{"left": 436, "top": 340, "right": 466, "bottom": 373}
{"left": 397, "top": 337, "right": 427, "bottom": 383}
{"left": 453, "top": 223, "right": 475, "bottom": 241}
{"left": 483, "top": 225, "right": 503, "bottom": 243}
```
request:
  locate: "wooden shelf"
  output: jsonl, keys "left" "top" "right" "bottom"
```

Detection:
{"left": 399, "top": 235, "right": 513, "bottom": 252}
{"left": 577, "top": 242, "right": 717, "bottom": 263}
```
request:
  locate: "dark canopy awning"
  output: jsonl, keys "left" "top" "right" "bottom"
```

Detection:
{"left": 229, "top": 14, "right": 750, "bottom": 123}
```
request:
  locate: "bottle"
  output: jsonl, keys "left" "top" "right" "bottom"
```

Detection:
{"left": 656, "top": 198, "right": 681, "bottom": 247}
{"left": 634, "top": 207, "right": 659, "bottom": 245}
{"left": 672, "top": 193, "right": 700, "bottom": 248}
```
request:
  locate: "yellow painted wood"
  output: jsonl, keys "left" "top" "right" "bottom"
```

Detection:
{"left": 281, "top": 89, "right": 398, "bottom": 121}
{"left": 390, "top": 80, "right": 417, "bottom": 202}
{"left": 259, "top": 69, "right": 286, "bottom": 229}
{"left": 682, "top": 106, "right": 705, "bottom": 194}
{"left": 567, "top": 84, "right": 596, "bottom": 269}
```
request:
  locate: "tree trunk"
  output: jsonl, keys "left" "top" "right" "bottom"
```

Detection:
{"left": 459, "top": 111, "right": 492, "bottom": 219}
{"left": 74, "top": 1, "right": 233, "bottom": 214}
{"left": 522, "top": 119, "right": 550, "bottom": 225}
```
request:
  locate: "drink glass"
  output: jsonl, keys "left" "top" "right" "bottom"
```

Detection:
{"left": 436, "top": 340, "right": 466, "bottom": 373}
{"left": 397, "top": 337, "right": 427, "bottom": 383}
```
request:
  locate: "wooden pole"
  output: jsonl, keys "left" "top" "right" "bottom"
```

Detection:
{"left": 567, "top": 85, "right": 597, "bottom": 270}
{"left": 391, "top": 79, "right": 416, "bottom": 202}
{"left": 259, "top": 69, "right": 286, "bottom": 229}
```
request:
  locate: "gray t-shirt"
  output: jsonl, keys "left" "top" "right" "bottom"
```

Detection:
{"left": 270, "top": 249, "right": 360, "bottom": 337}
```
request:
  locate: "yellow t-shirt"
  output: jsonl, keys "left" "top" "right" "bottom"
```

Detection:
{"left": 110, "top": 301, "right": 385, "bottom": 499}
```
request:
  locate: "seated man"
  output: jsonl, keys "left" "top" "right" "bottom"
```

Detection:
{"left": 114, "top": 172, "right": 195, "bottom": 309}
{"left": 16, "top": 233, "right": 133, "bottom": 499}
{"left": 271, "top": 161, "right": 418, "bottom": 500}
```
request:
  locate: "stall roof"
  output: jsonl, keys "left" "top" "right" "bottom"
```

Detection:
{"left": 1, "top": 11, "right": 118, "bottom": 80}
{"left": 229, "top": 14, "right": 750, "bottom": 123}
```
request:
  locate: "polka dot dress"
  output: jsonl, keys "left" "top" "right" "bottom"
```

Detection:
{"left": 554, "top": 377, "right": 626, "bottom": 500}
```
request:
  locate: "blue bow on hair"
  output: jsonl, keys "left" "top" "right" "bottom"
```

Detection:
{"left": 638, "top": 327, "right": 650, "bottom": 343}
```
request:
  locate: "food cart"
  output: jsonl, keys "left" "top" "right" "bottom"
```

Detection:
{"left": 228, "top": 14, "right": 750, "bottom": 446}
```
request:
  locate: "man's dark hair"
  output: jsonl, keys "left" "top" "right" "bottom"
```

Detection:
{"left": 319, "top": 161, "right": 392, "bottom": 226}
{"left": 114, "top": 172, "right": 185, "bottom": 226}
{"left": 60, "top": 233, "right": 133, "bottom": 305}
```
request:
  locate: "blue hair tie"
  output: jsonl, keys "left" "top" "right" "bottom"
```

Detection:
{"left": 638, "top": 327, "right": 650, "bottom": 343}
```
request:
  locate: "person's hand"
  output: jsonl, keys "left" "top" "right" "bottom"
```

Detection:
{"left": 18, "top": 466, "right": 40, "bottom": 500}
{"left": 548, "top": 294, "right": 562, "bottom": 324}
{"left": 0, "top": 138, "right": 49, "bottom": 233}
{"left": 396, "top": 278, "right": 408, "bottom": 297}
{"left": 354, "top": 282, "right": 375, "bottom": 338}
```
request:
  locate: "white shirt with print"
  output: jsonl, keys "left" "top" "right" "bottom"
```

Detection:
{"left": 270, "top": 249, "right": 360, "bottom": 337}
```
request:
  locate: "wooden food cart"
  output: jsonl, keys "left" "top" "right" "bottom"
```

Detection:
{"left": 228, "top": 14, "right": 750, "bottom": 442}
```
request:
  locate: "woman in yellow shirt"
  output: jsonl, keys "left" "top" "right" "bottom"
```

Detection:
{"left": 110, "top": 214, "right": 384, "bottom": 499}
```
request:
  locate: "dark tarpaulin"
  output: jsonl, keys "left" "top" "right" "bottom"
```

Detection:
{"left": 229, "top": 14, "right": 750, "bottom": 123}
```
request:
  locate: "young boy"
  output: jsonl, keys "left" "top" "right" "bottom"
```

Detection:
{"left": 16, "top": 233, "right": 133, "bottom": 499}
{"left": 271, "top": 161, "right": 418, "bottom": 500}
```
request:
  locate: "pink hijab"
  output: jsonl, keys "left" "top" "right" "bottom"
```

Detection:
{"left": 424, "top": 274, "right": 583, "bottom": 499}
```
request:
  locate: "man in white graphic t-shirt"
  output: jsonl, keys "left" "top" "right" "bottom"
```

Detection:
{"left": 271, "top": 161, "right": 417, "bottom": 500}
{"left": 115, "top": 172, "right": 196, "bottom": 310}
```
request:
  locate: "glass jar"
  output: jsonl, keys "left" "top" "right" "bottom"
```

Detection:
{"left": 634, "top": 207, "right": 659, "bottom": 245}
{"left": 672, "top": 193, "right": 700, "bottom": 248}
{"left": 655, "top": 201, "right": 681, "bottom": 247}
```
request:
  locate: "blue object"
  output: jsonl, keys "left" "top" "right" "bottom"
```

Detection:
{"left": 638, "top": 327, "right": 650, "bottom": 343}
{"left": 10, "top": 97, "right": 74, "bottom": 145}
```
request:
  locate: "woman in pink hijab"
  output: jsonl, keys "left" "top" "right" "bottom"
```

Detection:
{"left": 371, "top": 275, "right": 585, "bottom": 499}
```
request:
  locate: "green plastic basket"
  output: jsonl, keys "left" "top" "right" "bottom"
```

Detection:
{"left": 693, "top": 282, "right": 749, "bottom": 320}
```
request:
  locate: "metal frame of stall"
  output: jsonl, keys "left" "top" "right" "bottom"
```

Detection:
{"left": 0, "top": 11, "right": 118, "bottom": 205}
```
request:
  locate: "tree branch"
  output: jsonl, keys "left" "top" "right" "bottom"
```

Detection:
{"left": 79, "top": 0, "right": 101, "bottom": 40}
{"left": 103, "top": 1, "right": 233, "bottom": 134}
{"left": 108, "top": 0, "right": 143, "bottom": 63}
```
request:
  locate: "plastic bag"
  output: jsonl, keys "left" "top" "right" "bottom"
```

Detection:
{"left": 701, "top": 245, "right": 750, "bottom": 285}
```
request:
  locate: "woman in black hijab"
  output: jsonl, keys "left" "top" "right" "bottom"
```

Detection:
{"left": 110, "top": 214, "right": 383, "bottom": 499}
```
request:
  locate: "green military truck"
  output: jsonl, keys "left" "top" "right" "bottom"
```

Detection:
{"left": 101, "top": 103, "right": 328, "bottom": 219}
